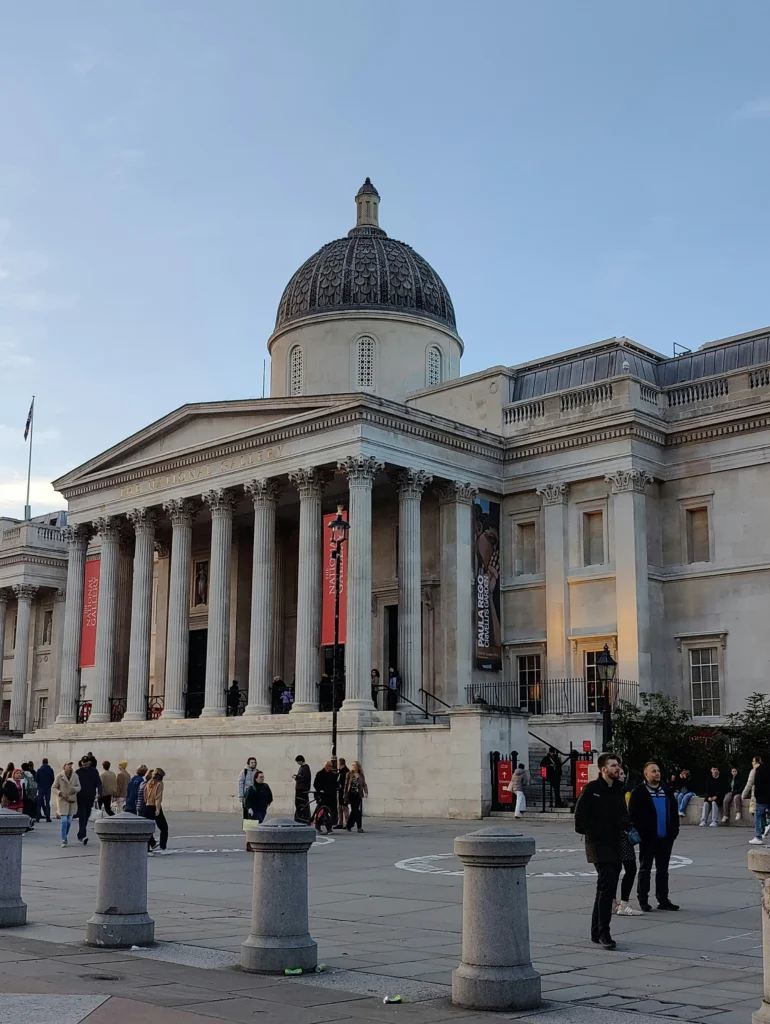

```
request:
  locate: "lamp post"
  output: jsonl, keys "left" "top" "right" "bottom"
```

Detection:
{"left": 327, "top": 505, "right": 349, "bottom": 772}
{"left": 596, "top": 643, "right": 617, "bottom": 750}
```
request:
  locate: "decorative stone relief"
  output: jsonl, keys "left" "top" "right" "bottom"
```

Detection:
{"left": 395, "top": 468, "right": 433, "bottom": 498}
{"left": 244, "top": 478, "right": 282, "bottom": 507}
{"left": 62, "top": 523, "right": 92, "bottom": 550}
{"left": 436, "top": 481, "right": 478, "bottom": 505}
{"left": 338, "top": 456, "right": 384, "bottom": 484}
{"left": 93, "top": 516, "right": 122, "bottom": 541}
{"left": 536, "top": 483, "right": 569, "bottom": 506}
{"left": 162, "top": 498, "right": 196, "bottom": 528}
{"left": 605, "top": 470, "right": 653, "bottom": 494}
{"left": 202, "top": 488, "right": 237, "bottom": 517}
{"left": 288, "top": 468, "right": 325, "bottom": 499}
{"left": 127, "top": 508, "right": 158, "bottom": 532}
{"left": 12, "top": 584, "right": 37, "bottom": 602}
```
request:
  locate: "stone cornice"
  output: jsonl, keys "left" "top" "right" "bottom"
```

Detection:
{"left": 505, "top": 422, "right": 666, "bottom": 462}
{"left": 0, "top": 553, "right": 67, "bottom": 571}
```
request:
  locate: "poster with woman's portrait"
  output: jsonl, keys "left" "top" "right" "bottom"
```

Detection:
{"left": 473, "top": 499, "right": 501, "bottom": 670}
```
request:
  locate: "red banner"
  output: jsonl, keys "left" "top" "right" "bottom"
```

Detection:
{"left": 575, "top": 760, "right": 591, "bottom": 797}
{"left": 80, "top": 559, "right": 100, "bottom": 668}
{"left": 321, "top": 512, "right": 348, "bottom": 647}
{"left": 497, "top": 760, "right": 513, "bottom": 805}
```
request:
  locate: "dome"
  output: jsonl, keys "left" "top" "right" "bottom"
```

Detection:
{"left": 274, "top": 179, "right": 457, "bottom": 334}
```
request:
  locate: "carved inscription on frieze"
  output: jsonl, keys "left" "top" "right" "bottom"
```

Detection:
{"left": 119, "top": 445, "right": 285, "bottom": 500}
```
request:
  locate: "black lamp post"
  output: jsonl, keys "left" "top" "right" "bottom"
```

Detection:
{"left": 328, "top": 505, "right": 349, "bottom": 772}
{"left": 596, "top": 643, "right": 618, "bottom": 750}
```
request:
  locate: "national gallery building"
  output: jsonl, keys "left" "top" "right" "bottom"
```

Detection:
{"left": 0, "top": 180, "right": 768, "bottom": 816}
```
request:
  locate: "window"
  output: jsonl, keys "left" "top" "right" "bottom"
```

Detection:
{"left": 517, "top": 654, "right": 542, "bottom": 714}
{"left": 690, "top": 647, "right": 720, "bottom": 716}
{"left": 35, "top": 694, "right": 48, "bottom": 730}
{"left": 686, "top": 507, "right": 710, "bottom": 563}
{"left": 427, "top": 346, "right": 442, "bottom": 387}
{"left": 583, "top": 511, "right": 604, "bottom": 565}
{"left": 356, "top": 336, "right": 375, "bottom": 391}
{"left": 585, "top": 649, "right": 609, "bottom": 712}
{"left": 514, "top": 522, "right": 537, "bottom": 575}
{"left": 289, "top": 346, "right": 303, "bottom": 396}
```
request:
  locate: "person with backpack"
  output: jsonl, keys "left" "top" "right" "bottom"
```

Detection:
{"left": 344, "top": 761, "right": 368, "bottom": 833}
{"left": 238, "top": 757, "right": 258, "bottom": 802}
{"left": 21, "top": 763, "right": 37, "bottom": 830}
{"left": 36, "top": 757, "right": 55, "bottom": 823}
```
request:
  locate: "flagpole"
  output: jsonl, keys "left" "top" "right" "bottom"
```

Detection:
{"left": 24, "top": 396, "right": 34, "bottom": 521}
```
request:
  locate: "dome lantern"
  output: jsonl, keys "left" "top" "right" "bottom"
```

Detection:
{"left": 352, "top": 177, "right": 383, "bottom": 236}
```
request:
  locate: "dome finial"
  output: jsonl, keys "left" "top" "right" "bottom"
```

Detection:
{"left": 354, "top": 177, "right": 381, "bottom": 232}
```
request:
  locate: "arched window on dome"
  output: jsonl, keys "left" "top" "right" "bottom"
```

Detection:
{"left": 355, "top": 336, "right": 376, "bottom": 392}
{"left": 289, "top": 345, "right": 303, "bottom": 396}
{"left": 427, "top": 345, "right": 442, "bottom": 387}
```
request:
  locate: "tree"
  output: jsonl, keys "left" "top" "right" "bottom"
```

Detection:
{"left": 724, "top": 693, "right": 770, "bottom": 770}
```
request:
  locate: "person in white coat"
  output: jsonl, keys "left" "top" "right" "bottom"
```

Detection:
{"left": 506, "top": 763, "right": 529, "bottom": 817}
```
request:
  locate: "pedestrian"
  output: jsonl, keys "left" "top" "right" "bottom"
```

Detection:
{"left": 86, "top": 751, "right": 97, "bottom": 768}
{"left": 748, "top": 753, "right": 770, "bottom": 845}
{"left": 53, "top": 761, "right": 80, "bottom": 847}
{"left": 115, "top": 761, "right": 130, "bottom": 813}
{"left": 336, "top": 757, "right": 350, "bottom": 828}
{"left": 615, "top": 767, "right": 643, "bottom": 917}
{"left": 2, "top": 762, "right": 15, "bottom": 783}
{"left": 344, "top": 761, "right": 368, "bottom": 833}
{"left": 280, "top": 686, "right": 294, "bottom": 713}
{"left": 21, "top": 763, "right": 37, "bottom": 829}
{"left": 75, "top": 755, "right": 102, "bottom": 845}
{"left": 541, "top": 747, "right": 564, "bottom": 807}
{"left": 99, "top": 760, "right": 118, "bottom": 817}
{"left": 386, "top": 666, "right": 400, "bottom": 711}
{"left": 227, "top": 680, "right": 241, "bottom": 717}
{"left": 271, "top": 676, "right": 284, "bottom": 714}
{"left": 318, "top": 673, "right": 333, "bottom": 712}
{"left": 2, "top": 770, "right": 24, "bottom": 811}
{"left": 238, "top": 757, "right": 258, "bottom": 802}
{"left": 629, "top": 761, "right": 680, "bottom": 912}
{"left": 293, "top": 755, "right": 311, "bottom": 823}
{"left": 313, "top": 761, "right": 338, "bottom": 832}
{"left": 700, "top": 766, "right": 726, "bottom": 827}
{"left": 574, "top": 751, "right": 626, "bottom": 950}
{"left": 36, "top": 757, "right": 55, "bottom": 823}
{"left": 143, "top": 769, "right": 169, "bottom": 854}
{"left": 507, "top": 762, "right": 528, "bottom": 817}
{"left": 675, "top": 769, "right": 695, "bottom": 817}
{"left": 243, "top": 770, "right": 273, "bottom": 823}
{"left": 371, "top": 668, "right": 381, "bottom": 709}
{"left": 125, "top": 765, "right": 147, "bottom": 815}
{"left": 722, "top": 767, "right": 744, "bottom": 822}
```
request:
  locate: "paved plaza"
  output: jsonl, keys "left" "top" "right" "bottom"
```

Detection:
{"left": 0, "top": 812, "right": 764, "bottom": 1024}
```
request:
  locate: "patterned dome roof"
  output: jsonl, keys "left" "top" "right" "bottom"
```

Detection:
{"left": 274, "top": 180, "right": 457, "bottom": 333}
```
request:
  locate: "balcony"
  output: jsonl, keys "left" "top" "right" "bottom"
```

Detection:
{"left": 466, "top": 678, "right": 638, "bottom": 716}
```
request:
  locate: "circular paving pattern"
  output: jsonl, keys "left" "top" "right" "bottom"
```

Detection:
{"left": 395, "top": 849, "right": 692, "bottom": 878}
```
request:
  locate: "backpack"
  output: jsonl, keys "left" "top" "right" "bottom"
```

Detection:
{"left": 24, "top": 773, "right": 38, "bottom": 799}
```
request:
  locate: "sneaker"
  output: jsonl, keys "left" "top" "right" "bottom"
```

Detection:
{"left": 599, "top": 937, "right": 617, "bottom": 950}
{"left": 657, "top": 900, "right": 680, "bottom": 911}
{"left": 678, "top": 811, "right": 685, "bottom": 817}
{"left": 514, "top": 813, "right": 522, "bottom": 818}
{"left": 699, "top": 821, "right": 706, "bottom": 827}
{"left": 616, "top": 901, "right": 643, "bottom": 917}
{"left": 157, "top": 849, "right": 170, "bottom": 855}
{"left": 721, "top": 815, "right": 728, "bottom": 823}
{"left": 357, "top": 828, "right": 365, "bottom": 833}
{"left": 763, "top": 825, "right": 770, "bottom": 839}
{"left": 61, "top": 840, "right": 67, "bottom": 848}
{"left": 710, "top": 821, "right": 718, "bottom": 827}
{"left": 639, "top": 900, "right": 653, "bottom": 912}
{"left": 750, "top": 837, "right": 764, "bottom": 844}
{"left": 735, "top": 813, "right": 742, "bottom": 821}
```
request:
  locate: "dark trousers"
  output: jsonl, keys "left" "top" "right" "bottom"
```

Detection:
{"left": 347, "top": 793, "right": 363, "bottom": 830}
{"left": 637, "top": 837, "right": 674, "bottom": 904}
{"left": 591, "top": 861, "right": 621, "bottom": 942}
{"left": 144, "top": 807, "right": 169, "bottom": 849}
{"left": 387, "top": 688, "right": 398, "bottom": 711}
{"left": 23, "top": 796, "right": 36, "bottom": 825}
{"left": 37, "top": 788, "right": 51, "bottom": 821}
{"left": 620, "top": 858, "right": 637, "bottom": 902}
{"left": 547, "top": 778, "right": 562, "bottom": 807}
{"left": 76, "top": 795, "right": 93, "bottom": 839}
{"left": 294, "top": 792, "right": 310, "bottom": 823}
{"left": 100, "top": 795, "right": 114, "bottom": 816}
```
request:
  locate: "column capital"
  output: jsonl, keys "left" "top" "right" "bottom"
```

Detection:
{"left": 245, "top": 478, "right": 281, "bottom": 508}
{"left": 536, "top": 482, "right": 569, "bottom": 506}
{"left": 93, "top": 516, "right": 123, "bottom": 541}
{"left": 605, "top": 469, "right": 653, "bottom": 494}
{"left": 62, "top": 523, "right": 93, "bottom": 550}
{"left": 163, "top": 498, "right": 196, "bottom": 527}
{"left": 338, "top": 455, "right": 384, "bottom": 485}
{"left": 54, "top": 587, "right": 67, "bottom": 603}
{"left": 288, "top": 467, "right": 325, "bottom": 499}
{"left": 154, "top": 538, "right": 170, "bottom": 558}
{"left": 0, "top": 587, "right": 11, "bottom": 605}
{"left": 127, "top": 507, "right": 158, "bottom": 532}
{"left": 12, "top": 584, "right": 37, "bottom": 602}
{"left": 395, "top": 468, "right": 433, "bottom": 498}
{"left": 436, "top": 481, "right": 478, "bottom": 506}
{"left": 202, "top": 488, "right": 238, "bottom": 517}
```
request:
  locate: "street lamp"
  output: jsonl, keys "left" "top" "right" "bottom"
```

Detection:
{"left": 327, "top": 505, "right": 349, "bottom": 772}
{"left": 596, "top": 643, "right": 618, "bottom": 750}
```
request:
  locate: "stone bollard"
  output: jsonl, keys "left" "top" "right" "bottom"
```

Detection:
{"left": 748, "top": 848, "right": 770, "bottom": 1024}
{"left": 85, "top": 813, "right": 156, "bottom": 948}
{"left": 241, "top": 817, "right": 317, "bottom": 973}
{"left": 0, "top": 809, "right": 31, "bottom": 926}
{"left": 452, "top": 826, "right": 541, "bottom": 1011}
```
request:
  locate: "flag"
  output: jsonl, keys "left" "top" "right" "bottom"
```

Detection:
{"left": 23, "top": 398, "right": 34, "bottom": 441}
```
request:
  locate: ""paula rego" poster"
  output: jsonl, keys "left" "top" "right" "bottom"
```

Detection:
{"left": 473, "top": 498, "right": 501, "bottom": 670}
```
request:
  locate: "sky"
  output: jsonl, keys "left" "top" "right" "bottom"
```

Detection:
{"left": 1, "top": 1, "right": 769, "bottom": 518}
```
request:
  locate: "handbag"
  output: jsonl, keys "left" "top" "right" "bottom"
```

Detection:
{"left": 627, "top": 827, "right": 641, "bottom": 846}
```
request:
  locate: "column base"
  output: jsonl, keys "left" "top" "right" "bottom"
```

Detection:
{"left": 753, "top": 1003, "right": 770, "bottom": 1024}
{"left": 244, "top": 704, "right": 271, "bottom": 716}
{"left": 452, "top": 963, "right": 541, "bottom": 1011}
{"left": 89, "top": 713, "right": 110, "bottom": 724}
{"left": 85, "top": 912, "right": 155, "bottom": 949}
{"left": 54, "top": 715, "right": 76, "bottom": 726}
{"left": 0, "top": 898, "right": 27, "bottom": 927}
{"left": 241, "top": 934, "right": 317, "bottom": 974}
{"left": 290, "top": 703, "right": 318, "bottom": 714}
{"left": 123, "top": 712, "right": 146, "bottom": 722}
{"left": 160, "top": 709, "right": 185, "bottom": 720}
{"left": 200, "top": 707, "right": 226, "bottom": 718}
{"left": 341, "top": 698, "right": 375, "bottom": 713}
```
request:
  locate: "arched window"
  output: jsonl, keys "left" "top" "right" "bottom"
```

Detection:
{"left": 356, "top": 335, "right": 375, "bottom": 391}
{"left": 289, "top": 345, "right": 303, "bottom": 396}
{"left": 427, "top": 345, "right": 442, "bottom": 387}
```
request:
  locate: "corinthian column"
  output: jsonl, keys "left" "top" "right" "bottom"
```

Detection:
{"left": 340, "top": 455, "right": 383, "bottom": 710}
{"left": 536, "top": 483, "right": 570, "bottom": 678}
{"left": 0, "top": 590, "right": 9, "bottom": 691}
{"left": 55, "top": 524, "right": 92, "bottom": 724}
{"left": 288, "top": 469, "right": 325, "bottom": 712}
{"left": 90, "top": 517, "right": 121, "bottom": 723}
{"left": 10, "top": 585, "right": 36, "bottom": 733}
{"left": 201, "top": 489, "right": 236, "bottom": 717}
{"left": 437, "top": 482, "right": 478, "bottom": 706}
{"left": 124, "top": 509, "right": 157, "bottom": 721}
{"left": 162, "top": 498, "right": 195, "bottom": 719}
{"left": 396, "top": 469, "right": 432, "bottom": 710}
{"left": 244, "top": 479, "right": 280, "bottom": 714}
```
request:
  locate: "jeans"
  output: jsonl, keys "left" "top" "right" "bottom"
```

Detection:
{"left": 60, "top": 814, "right": 73, "bottom": 842}
{"left": 722, "top": 792, "right": 743, "bottom": 818}
{"left": 100, "top": 795, "right": 115, "bottom": 816}
{"left": 620, "top": 858, "right": 637, "bottom": 902}
{"left": 701, "top": 799, "right": 720, "bottom": 825}
{"left": 677, "top": 791, "right": 694, "bottom": 814}
{"left": 37, "top": 788, "right": 52, "bottom": 821}
{"left": 755, "top": 803, "right": 769, "bottom": 839}
{"left": 637, "top": 836, "right": 674, "bottom": 904}
{"left": 591, "top": 862, "right": 621, "bottom": 941}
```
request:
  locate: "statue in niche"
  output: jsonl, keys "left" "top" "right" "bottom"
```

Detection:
{"left": 194, "top": 560, "right": 209, "bottom": 607}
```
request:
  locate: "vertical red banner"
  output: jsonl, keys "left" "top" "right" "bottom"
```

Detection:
{"left": 321, "top": 511, "right": 347, "bottom": 647}
{"left": 80, "top": 559, "right": 100, "bottom": 668}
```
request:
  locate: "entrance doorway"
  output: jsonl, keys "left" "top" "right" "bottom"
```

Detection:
{"left": 322, "top": 645, "right": 345, "bottom": 710}
{"left": 385, "top": 605, "right": 398, "bottom": 673}
{"left": 186, "top": 629, "right": 207, "bottom": 718}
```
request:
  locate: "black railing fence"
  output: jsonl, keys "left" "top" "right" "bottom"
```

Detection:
{"left": 110, "top": 698, "right": 127, "bottom": 723}
{"left": 467, "top": 678, "right": 638, "bottom": 715}
{"left": 146, "top": 695, "right": 164, "bottom": 721}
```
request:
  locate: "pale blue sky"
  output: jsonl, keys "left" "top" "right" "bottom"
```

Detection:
{"left": 1, "top": 1, "right": 769, "bottom": 516}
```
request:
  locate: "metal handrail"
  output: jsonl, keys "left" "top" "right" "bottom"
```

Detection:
{"left": 528, "top": 730, "right": 570, "bottom": 760}
{"left": 418, "top": 687, "right": 451, "bottom": 710}
{"left": 372, "top": 685, "right": 439, "bottom": 725}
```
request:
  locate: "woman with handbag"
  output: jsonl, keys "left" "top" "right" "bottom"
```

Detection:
{"left": 615, "top": 767, "right": 643, "bottom": 917}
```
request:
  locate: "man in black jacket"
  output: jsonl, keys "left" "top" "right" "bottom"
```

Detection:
{"left": 574, "top": 751, "right": 626, "bottom": 950}
{"left": 541, "top": 747, "right": 564, "bottom": 808}
{"left": 35, "top": 757, "right": 55, "bottom": 823}
{"left": 75, "top": 756, "right": 102, "bottom": 845}
{"left": 293, "top": 755, "right": 311, "bottom": 823}
{"left": 629, "top": 761, "right": 680, "bottom": 912}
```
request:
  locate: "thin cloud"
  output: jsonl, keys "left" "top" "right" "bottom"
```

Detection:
{"left": 0, "top": 425, "right": 60, "bottom": 448}
{"left": 0, "top": 341, "right": 34, "bottom": 368}
{"left": 0, "top": 474, "right": 66, "bottom": 516}
{"left": 735, "top": 97, "right": 770, "bottom": 120}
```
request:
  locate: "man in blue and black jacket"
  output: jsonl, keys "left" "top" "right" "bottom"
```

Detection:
{"left": 629, "top": 761, "right": 680, "bottom": 913}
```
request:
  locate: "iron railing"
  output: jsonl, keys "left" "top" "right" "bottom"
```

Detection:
{"left": 110, "top": 698, "right": 127, "bottom": 723}
{"left": 76, "top": 700, "right": 92, "bottom": 724}
{"left": 146, "top": 695, "right": 164, "bottom": 721}
{"left": 466, "top": 678, "right": 638, "bottom": 715}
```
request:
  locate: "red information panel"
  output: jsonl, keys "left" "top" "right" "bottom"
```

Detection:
{"left": 540, "top": 765, "right": 548, "bottom": 779}
{"left": 321, "top": 511, "right": 348, "bottom": 647}
{"left": 575, "top": 760, "right": 591, "bottom": 797}
{"left": 583, "top": 740, "right": 592, "bottom": 753}
{"left": 80, "top": 559, "right": 100, "bottom": 668}
{"left": 497, "top": 760, "right": 513, "bottom": 804}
